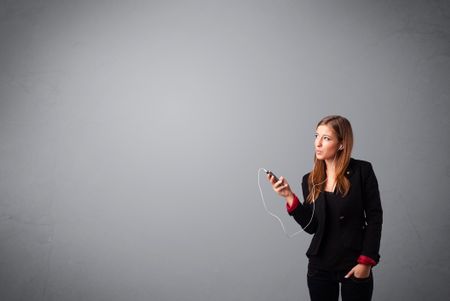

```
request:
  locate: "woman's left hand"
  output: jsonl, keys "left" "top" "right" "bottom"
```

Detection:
{"left": 345, "top": 263, "right": 371, "bottom": 279}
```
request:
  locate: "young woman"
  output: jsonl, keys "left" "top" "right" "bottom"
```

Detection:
{"left": 267, "top": 115, "right": 382, "bottom": 301}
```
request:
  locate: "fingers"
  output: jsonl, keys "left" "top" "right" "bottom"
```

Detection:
{"left": 266, "top": 174, "right": 290, "bottom": 195}
{"left": 275, "top": 180, "right": 289, "bottom": 194}
{"left": 345, "top": 268, "right": 355, "bottom": 279}
{"left": 266, "top": 174, "right": 276, "bottom": 184}
{"left": 267, "top": 174, "right": 284, "bottom": 185}
{"left": 352, "top": 264, "right": 371, "bottom": 278}
{"left": 275, "top": 185, "right": 288, "bottom": 193}
{"left": 274, "top": 176, "right": 285, "bottom": 189}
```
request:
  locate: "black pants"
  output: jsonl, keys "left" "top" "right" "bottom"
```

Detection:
{"left": 307, "top": 267, "right": 373, "bottom": 301}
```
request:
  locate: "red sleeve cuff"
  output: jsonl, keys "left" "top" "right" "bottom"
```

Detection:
{"left": 286, "top": 194, "right": 300, "bottom": 213}
{"left": 357, "top": 255, "right": 377, "bottom": 266}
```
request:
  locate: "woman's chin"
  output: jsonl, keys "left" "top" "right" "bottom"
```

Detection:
{"left": 316, "top": 153, "right": 334, "bottom": 161}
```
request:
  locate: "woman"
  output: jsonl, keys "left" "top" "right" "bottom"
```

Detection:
{"left": 267, "top": 115, "right": 382, "bottom": 301}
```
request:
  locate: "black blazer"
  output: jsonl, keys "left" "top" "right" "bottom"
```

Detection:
{"left": 289, "top": 158, "right": 383, "bottom": 263}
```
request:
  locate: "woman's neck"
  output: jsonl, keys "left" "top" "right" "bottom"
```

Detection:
{"left": 325, "top": 159, "right": 336, "bottom": 175}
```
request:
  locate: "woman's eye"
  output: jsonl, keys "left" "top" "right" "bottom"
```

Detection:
{"left": 324, "top": 137, "right": 330, "bottom": 141}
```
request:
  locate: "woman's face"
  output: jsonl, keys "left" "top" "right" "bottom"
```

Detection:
{"left": 314, "top": 124, "right": 341, "bottom": 161}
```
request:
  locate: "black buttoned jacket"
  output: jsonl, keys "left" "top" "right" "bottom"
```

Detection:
{"left": 289, "top": 158, "right": 383, "bottom": 263}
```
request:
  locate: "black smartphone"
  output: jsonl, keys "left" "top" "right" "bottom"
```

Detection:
{"left": 264, "top": 169, "right": 279, "bottom": 182}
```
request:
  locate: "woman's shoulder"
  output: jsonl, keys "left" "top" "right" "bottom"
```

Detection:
{"left": 301, "top": 172, "right": 310, "bottom": 184}
{"left": 349, "top": 158, "right": 376, "bottom": 176}
{"left": 349, "top": 157, "right": 373, "bottom": 168}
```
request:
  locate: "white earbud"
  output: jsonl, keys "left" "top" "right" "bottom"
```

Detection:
{"left": 338, "top": 145, "right": 344, "bottom": 150}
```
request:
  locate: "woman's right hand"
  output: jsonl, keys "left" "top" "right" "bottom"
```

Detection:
{"left": 267, "top": 174, "right": 294, "bottom": 199}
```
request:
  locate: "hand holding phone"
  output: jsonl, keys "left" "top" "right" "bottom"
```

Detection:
{"left": 264, "top": 168, "right": 293, "bottom": 199}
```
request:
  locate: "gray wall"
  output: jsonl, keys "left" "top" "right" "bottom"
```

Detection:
{"left": 1, "top": 0, "right": 449, "bottom": 300}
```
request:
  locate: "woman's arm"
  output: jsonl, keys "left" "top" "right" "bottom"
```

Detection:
{"left": 360, "top": 162, "right": 383, "bottom": 264}
{"left": 287, "top": 193, "right": 318, "bottom": 234}
{"left": 286, "top": 175, "right": 318, "bottom": 234}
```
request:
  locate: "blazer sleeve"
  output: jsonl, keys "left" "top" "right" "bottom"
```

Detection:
{"left": 361, "top": 162, "right": 383, "bottom": 264}
{"left": 288, "top": 174, "right": 318, "bottom": 235}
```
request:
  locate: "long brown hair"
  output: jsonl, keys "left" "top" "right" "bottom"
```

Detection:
{"left": 306, "top": 115, "right": 353, "bottom": 203}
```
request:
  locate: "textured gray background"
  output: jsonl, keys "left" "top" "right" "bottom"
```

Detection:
{"left": 0, "top": 0, "right": 449, "bottom": 300}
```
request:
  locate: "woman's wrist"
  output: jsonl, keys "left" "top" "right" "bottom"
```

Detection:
{"left": 285, "top": 192, "right": 295, "bottom": 206}
{"left": 286, "top": 193, "right": 301, "bottom": 214}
